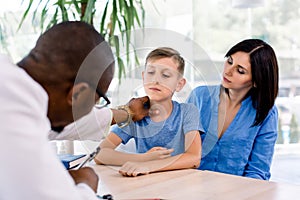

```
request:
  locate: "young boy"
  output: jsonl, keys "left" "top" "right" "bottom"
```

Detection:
{"left": 95, "top": 47, "right": 201, "bottom": 176}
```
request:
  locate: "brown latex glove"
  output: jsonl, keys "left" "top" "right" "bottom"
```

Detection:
{"left": 128, "top": 96, "right": 150, "bottom": 122}
{"left": 68, "top": 167, "right": 99, "bottom": 193}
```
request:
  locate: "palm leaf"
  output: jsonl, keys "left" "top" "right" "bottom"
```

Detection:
{"left": 57, "top": 0, "right": 69, "bottom": 21}
{"left": 99, "top": 1, "right": 109, "bottom": 35}
{"left": 82, "top": 0, "right": 96, "bottom": 24}
{"left": 110, "top": 0, "right": 117, "bottom": 36}
{"left": 18, "top": 0, "right": 35, "bottom": 30}
{"left": 18, "top": 0, "right": 145, "bottom": 80}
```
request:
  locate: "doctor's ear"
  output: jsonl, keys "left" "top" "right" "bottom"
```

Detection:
{"left": 175, "top": 78, "right": 186, "bottom": 92}
{"left": 67, "top": 82, "right": 90, "bottom": 105}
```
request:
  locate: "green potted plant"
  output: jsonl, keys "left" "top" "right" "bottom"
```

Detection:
{"left": 19, "top": 0, "right": 145, "bottom": 79}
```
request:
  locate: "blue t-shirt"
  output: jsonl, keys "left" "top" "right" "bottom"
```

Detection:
{"left": 186, "top": 85, "right": 278, "bottom": 180}
{"left": 111, "top": 101, "right": 199, "bottom": 156}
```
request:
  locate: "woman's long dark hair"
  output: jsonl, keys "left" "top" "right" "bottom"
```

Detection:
{"left": 225, "top": 39, "right": 279, "bottom": 126}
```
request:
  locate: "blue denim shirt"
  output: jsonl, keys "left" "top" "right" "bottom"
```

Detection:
{"left": 187, "top": 85, "right": 278, "bottom": 180}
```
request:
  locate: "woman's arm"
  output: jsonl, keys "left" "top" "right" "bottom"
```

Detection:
{"left": 119, "top": 130, "right": 201, "bottom": 176}
{"left": 94, "top": 133, "right": 173, "bottom": 166}
{"left": 243, "top": 106, "right": 278, "bottom": 180}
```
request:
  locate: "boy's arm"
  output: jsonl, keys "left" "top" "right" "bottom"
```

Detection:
{"left": 94, "top": 133, "right": 173, "bottom": 166}
{"left": 119, "top": 130, "right": 201, "bottom": 176}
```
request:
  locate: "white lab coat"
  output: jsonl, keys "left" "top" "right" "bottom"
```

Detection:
{"left": 0, "top": 54, "right": 111, "bottom": 200}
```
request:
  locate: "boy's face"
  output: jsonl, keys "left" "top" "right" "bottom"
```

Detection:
{"left": 143, "top": 57, "right": 185, "bottom": 101}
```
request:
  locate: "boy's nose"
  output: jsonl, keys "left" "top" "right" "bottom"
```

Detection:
{"left": 152, "top": 74, "right": 161, "bottom": 83}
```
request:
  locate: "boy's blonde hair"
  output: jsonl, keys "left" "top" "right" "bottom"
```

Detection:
{"left": 145, "top": 47, "right": 185, "bottom": 75}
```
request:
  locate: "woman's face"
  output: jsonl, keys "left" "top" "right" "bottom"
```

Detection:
{"left": 222, "top": 51, "right": 253, "bottom": 92}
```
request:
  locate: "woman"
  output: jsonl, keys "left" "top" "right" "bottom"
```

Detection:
{"left": 187, "top": 39, "right": 278, "bottom": 180}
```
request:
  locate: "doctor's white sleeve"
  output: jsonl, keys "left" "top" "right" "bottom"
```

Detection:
{"left": 48, "top": 107, "right": 113, "bottom": 141}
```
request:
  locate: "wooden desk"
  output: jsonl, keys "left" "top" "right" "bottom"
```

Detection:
{"left": 93, "top": 164, "right": 300, "bottom": 200}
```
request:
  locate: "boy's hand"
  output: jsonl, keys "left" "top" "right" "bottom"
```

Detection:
{"left": 143, "top": 147, "right": 174, "bottom": 161}
{"left": 119, "top": 161, "right": 151, "bottom": 177}
{"left": 128, "top": 96, "right": 150, "bottom": 121}
{"left": 147, "top": 146, "right": 168, "bottom": 153}
{"left": 68, "top": 167, "right": 98, "bottom": 193}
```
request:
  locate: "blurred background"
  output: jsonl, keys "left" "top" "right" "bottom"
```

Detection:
{"left": 1, "top": 0, "right": 300, "bottom": 184}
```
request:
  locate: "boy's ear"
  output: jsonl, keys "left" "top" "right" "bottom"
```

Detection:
{"left": 67, "top": 82, "right": 90, "bottom": 105}
{"left": 175, "top": 77, "right": 186, "bottom": 92}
